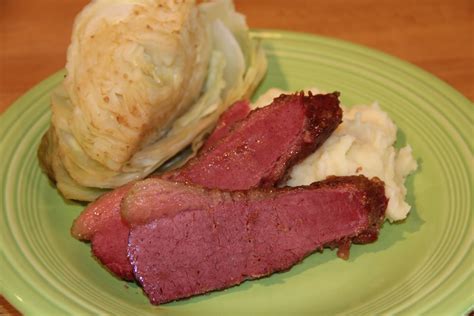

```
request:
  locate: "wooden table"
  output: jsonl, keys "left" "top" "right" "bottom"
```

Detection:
{"left": 0, "top": 0, "right": 472, "bottom": 314}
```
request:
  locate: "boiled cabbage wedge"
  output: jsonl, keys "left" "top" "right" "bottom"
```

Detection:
{"left": 38, "top": 0, "right": 267, "bottom": 201}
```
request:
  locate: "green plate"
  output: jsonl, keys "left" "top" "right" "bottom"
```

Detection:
{"left": 1, "top": 30, "right": 472, "bottom": 315}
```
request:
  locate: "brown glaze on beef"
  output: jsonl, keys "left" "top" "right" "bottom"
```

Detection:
{"left": 124, "top": 175, "right": 387, "bottom": 305}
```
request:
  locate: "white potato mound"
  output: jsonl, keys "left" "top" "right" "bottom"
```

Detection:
{"left": 253, "top": 88, "right": 418, "bottom": 222}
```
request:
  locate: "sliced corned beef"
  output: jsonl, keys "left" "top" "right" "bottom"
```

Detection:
{"left": 165, "top": 92, "right": 342, "bottom": 189}
{"left": 71, "top": 92, "right": 343, "bottom": 280}
{"left": 200, "top": 100, "right": 251, "bottom": 151}
{"left": 123, "top": 175, "right": 387, "bottom": 305}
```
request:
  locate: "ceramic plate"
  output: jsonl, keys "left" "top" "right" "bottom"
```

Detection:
{"left": 1, "top": 30, "right": 472, "bottom": 315}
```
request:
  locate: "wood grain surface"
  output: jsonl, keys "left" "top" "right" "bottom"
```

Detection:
{"left": 0, "top": 0, "right": 472, "bottom": 314}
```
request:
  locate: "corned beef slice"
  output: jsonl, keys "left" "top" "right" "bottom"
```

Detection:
{"left": 165, "top": 92, "right": 343, "bottom": 189}
{"left": 71, "top": 183, "right": 134, "bottom": 241}
{"left": 124, "top": 176, "right": 387, "bottom": 305}
{"left": 200, "top": 100, "right": 251, "bottom": 151}
{"left": 71, "top": 92, "right": 343, "bottom": 280}
{"left": 71, "top": 183, "right": 136, "bottom": 280}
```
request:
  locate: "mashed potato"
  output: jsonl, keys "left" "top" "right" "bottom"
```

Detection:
{"left": 253, "top": 88, "right": 418, "bottom": 222}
